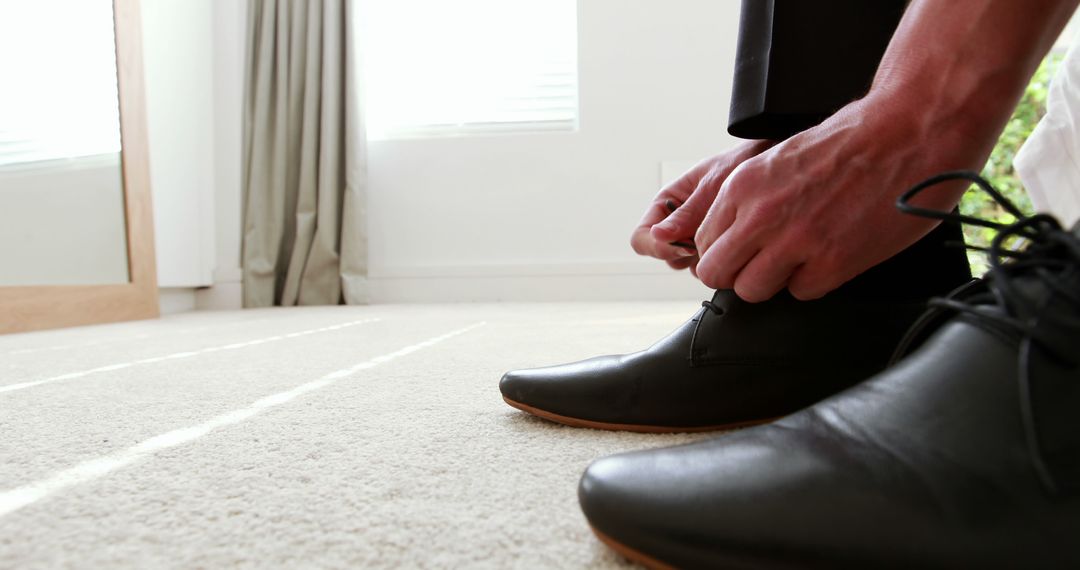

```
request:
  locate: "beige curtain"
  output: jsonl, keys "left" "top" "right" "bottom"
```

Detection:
{"left": 242, "top": 0, "right": 368, "bottom": 307}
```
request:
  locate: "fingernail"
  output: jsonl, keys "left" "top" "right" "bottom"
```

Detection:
{"left": 655, "top": 219, "right": 676, "bottom": 232}
{"left": 674, "top": 247, "right": 696, "bottom": 257}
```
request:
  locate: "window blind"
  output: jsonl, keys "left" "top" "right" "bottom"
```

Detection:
{"left": 0, "top": 0, "right": 121, "bottom": 169}
{"left": 357, "top": 0, "right": 579, "bottom": 139}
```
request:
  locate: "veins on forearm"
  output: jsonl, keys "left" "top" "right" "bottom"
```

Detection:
{"left": 870, "top": 0, "right": 1079, "bottom": 155}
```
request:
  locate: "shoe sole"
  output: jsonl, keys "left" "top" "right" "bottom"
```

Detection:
{"left": 502, "top": 396, "right": 777, "bottom": 433}
{"left": 590, "top": 525, "right": 675, "bottom": 570}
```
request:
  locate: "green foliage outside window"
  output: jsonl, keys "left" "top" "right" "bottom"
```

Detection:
{"left": 960, "top": 52, "right": 1064, "bottom": 275}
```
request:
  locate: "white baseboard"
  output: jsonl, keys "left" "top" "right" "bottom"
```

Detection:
{"left": 158, "top": 287, "right": 198, "bottom": 314}
{"left": 369, "top": 272, "right": 710, "bottom": 303}
{"left": 367, "top": 261, "right": 709, "bottom": 302}
{"left": 181, "top": 263, "right": 711, "bottom": 306}
{"left": 196, "top": 281, "right": 243, "bottom": 310}
{"left": 369, "top": 261, "right": 687, "bottom": 280}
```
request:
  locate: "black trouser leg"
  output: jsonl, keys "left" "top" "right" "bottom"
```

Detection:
{"left": 728, "top": 0, "right": 909, "bottom": 140}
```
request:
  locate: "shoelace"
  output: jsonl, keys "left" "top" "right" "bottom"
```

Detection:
{"left": 896, "top": 170, "right": 1080, "bottom": 494}
{"left": 701, "top": 300, "right": 724, "bottom": 316}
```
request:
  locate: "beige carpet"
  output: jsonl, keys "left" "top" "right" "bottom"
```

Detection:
{"left": 0, "top": 302, "right": 716, "bottom": 568}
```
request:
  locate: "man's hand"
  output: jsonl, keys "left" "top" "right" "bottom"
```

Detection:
{"left": 630, "top": 140, "right": 774, "bottom": 273}
{"left": 685, "top": 0, "right": 1077, "bottom": 302}
{"left": 692, "top": 97, "right": 974, "bottom": 302}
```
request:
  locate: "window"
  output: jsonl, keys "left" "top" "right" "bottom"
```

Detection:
{"left": 0, "top": 0, "right": 121, "bottom": 168}
{"left": 357, "top": 0, "right": 578, "bottom": 139}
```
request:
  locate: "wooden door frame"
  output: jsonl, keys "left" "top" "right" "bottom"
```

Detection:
{"left": 0, "top": 0, "right": 159, "bottom": 334}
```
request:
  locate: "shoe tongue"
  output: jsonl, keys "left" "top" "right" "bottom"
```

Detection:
{"left": 1029, "top": 221, "right": 1080, "bottom": 495}
{"left": 709, "top": 288, "right": 797, "bottom": 310}
{"left": 1004, "top": 224, "right": 1080, "bottom": 352}
{"left": 709, "top": 289, "right": 739, "bottom": 311}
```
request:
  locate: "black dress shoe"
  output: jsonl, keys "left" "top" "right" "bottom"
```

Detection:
{"left": 578, "top": 172, "right": 1080, "bottom": 568}
{"left": 500, "top": 219, "right": 971, "bottom": 432}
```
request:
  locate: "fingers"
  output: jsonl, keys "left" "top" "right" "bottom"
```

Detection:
{"left": 693, "top": 203, "right": 736, "bottom": 255}
{"left": 732, "top": 248, "right": 803, "bottom": 303}
{"left": 787, "top": 259, "right": 855, "bottom": 301}
{"left": 631, "top": 224, "right": 697, "bottom": 260}
{"left": 698, "top": 234, "right": 813, "bottom": 302}
{"left": 659, "top": 157, "right": 716, "bottom": 204}
{"left": 693, "top": 158, "right": 763, "bottom": 253}
{"left": 631, "top": 200, "right": 676, "bottom": 258}
{"left": 696, "top": 235, "right": 757, "bottom": 291}
{"left": 666, "top": 256, "right": 698, "bottom": 271}
{"left": 693, "top": 198, "right": 755, "bottom": 290}
{"left": 633, "top": 143, "right": 773, "bottom": 263}
{"left": 632, "top": 186, "right": 703, "bottom": 261}
{"left": 631, "top": 198, "right": 700, "bottom": 266}
{"left": 635, "top": 198, "right": 675, "bottom": 232}
{"left": 640, "top": 161, "right": 712, "bottom": 229}
{"left": 654, "top": 150, "right": 763, "bottom": 243}
{"left": 651, "top": 182, "right": 716, "bottom": 243}
{"left": 631, "top": 185, "right": 694, "bottom": 259}
{"left": 693, "top": 215, "right": 743, "bottom": 289}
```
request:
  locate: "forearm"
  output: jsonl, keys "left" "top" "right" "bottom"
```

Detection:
{"left": 868, "top": 0, "right": 1079, "bottom": 167}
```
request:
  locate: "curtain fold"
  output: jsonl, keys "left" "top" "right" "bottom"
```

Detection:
{"left": 242, "top": 0, "right": 368, "bottom": 307}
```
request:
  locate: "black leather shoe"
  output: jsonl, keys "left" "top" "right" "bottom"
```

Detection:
{"left": 500, "top": 219, "right": 971, "bottom": 432}
{"left": 578, "top": 172, "right": 1080, "bottom": 568}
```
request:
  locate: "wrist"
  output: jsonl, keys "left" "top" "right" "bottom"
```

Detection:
{"left": 855, "top": 0, "right": 1073, "bottom": 172}
{"left": 734, "top": 138, "right": 778, "bottom": 160}
{"left": 858, "top": 68, "right": 1005, "bottom": 172}
{"left": 870, "top": 64, "right": 988, "bottom": 130}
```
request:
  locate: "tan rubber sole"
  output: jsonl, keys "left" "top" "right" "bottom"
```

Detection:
{"left": 502, "top": 396, "right": 777, "bottom": 433}
{"left": 591, "top": 526, "right": 676, "bottom": 570}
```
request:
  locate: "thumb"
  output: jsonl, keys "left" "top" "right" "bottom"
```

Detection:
{"left": 650, "top": 180, "right": 718, "bottom": 242}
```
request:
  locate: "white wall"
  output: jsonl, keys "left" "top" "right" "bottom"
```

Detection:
{"left": 136, "top": 0, "right": 243, "bottom": 312}
{"left": 98, "top": 2, "right": 1080, "bottom": 308}
{"left": 141, "top": 0, "right": 217, "bottom": 289}
{"left": 198, "top": 0, "right": 246, "bottom": 310}
{"left": 175, "top": 0, "right": 743, "bottom": 307}
{"left": 365, "top": 0, "right": 738, "bottom": 301}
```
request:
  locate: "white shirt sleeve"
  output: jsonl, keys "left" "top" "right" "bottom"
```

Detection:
{"left": 1014, "top": 32, "right": 1080, "bottom": 228}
